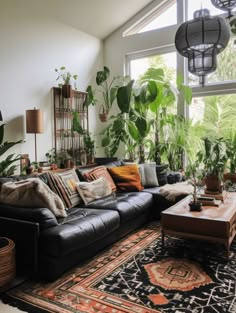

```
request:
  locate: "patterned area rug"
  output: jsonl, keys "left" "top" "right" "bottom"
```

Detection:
{"left": 1, "top": 222, "right": 236, "bottom": 313}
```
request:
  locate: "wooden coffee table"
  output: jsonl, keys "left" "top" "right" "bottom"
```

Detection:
{"left": 161, "top": 192, "right": 236, "bottom": 258}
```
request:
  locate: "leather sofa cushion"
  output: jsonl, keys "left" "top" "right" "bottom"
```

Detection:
{"left": 40, "top": 208, "right": 120, "bottom": 257}
{"left": 0, "top": 204, "right": 58, "bottom": 230}
{"left": 143, "top": 187, "right": 187, "bottom": 219}
{"left": 82, "top": 192, "right": 152, "bottom": 223}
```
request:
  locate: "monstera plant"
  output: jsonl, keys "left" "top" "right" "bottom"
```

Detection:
{"left": 86, "top": 66, "right": 128, "bottom": 122}
{"left": 0, "top": 124, "right": 23, "bottom": 176}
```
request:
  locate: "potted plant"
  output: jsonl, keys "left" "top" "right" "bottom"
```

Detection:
{"left": 0, "top": 124, "right": 23, "bottom": 176}
{"left": 55, "top": 66, "right": 78, "bottom": 98}
{"left": 83, "top": 131, "right": 95, "bottom": 164}
{"left": 224, "top": 132, "right": 236, "bottom": 183}
{"left": 45, "top": 148, "right": 58, "bottom": 169}
{"left": 185, "top": 161, "right": 202, "bottom": 211}
{"left": 86, "top": 66, "right": 126, "bottom": 122}
{"left": 197, "top": 137, "right": 228, "bottom": 193}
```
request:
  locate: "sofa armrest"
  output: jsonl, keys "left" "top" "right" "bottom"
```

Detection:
{"left": 0, "top": 217, "right": 40, "bottom": 275}
{"left": 0, "top": 204, "right": 58, "bottom": 230}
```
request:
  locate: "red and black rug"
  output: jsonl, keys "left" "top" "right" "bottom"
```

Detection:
{"left": 1, "top": 222, "right": 236, "bottom": 313}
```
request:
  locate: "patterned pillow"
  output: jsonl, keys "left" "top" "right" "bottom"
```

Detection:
{"left": 55, "top": 169, "right": 82, "bottom": 208}
{"left": 139, "top": 163, "right": 159, "bottom": 187}
{"left": 83, "top": 166, "right": 116, "bottom": 192}
{"left": 108, "top": 164, "right": 143, "bottom": 192}
{"left": 76, "top": 177, "right": 112, "bottom": 205}
{"left": 46, "top": 169, "right": 81, "bottom": 208}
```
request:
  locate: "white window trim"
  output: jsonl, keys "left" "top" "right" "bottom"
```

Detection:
{"left": 125, "top": 0, "right": 236, "bottom": 118}
{"left": 123, "top": 0, "right": 176, "bottom": 37}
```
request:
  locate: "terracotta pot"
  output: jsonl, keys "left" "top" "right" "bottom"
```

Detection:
{"left": 223, "top": 173, "right": 236, "bottom": 183}
{"left": 205, "top": 175, "right": 221, "bottom": 192}
{"left": 62, "top": 84, "right": 72, "bottom": 98}
{"left": 99, "top": 113, "right": 108, "bottom": 122}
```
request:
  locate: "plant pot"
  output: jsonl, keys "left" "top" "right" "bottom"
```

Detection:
{"left": 223, "top": 173, "right": 236, "bottom": 183}
{"left": 189, "top": 201, "right": 202, "bottom": 212}
{"left": 99, "top": 113, "right": 108, "bottom": 122}
{"left": 99, "top": 105, "right": 108, "bottom": 122}
{"left": 62, "top": 84, "right": 72, "bottom": 98}
{"left": 205, "top": 175, "right": 221, "bottom": 192}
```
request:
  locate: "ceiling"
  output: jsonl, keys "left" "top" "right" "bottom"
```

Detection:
{"left": 44, "top": 0, "right": 154, "bottom": 39}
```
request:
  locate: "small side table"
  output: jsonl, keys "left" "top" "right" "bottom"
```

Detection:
{"left": 0, "top": 237, "right": 16, "bottom": 289}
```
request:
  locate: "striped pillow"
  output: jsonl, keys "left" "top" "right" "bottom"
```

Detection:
{"left": 83, "top": 166, "right": 116, "bottom": 192}
{"left": 46, "top": 169, "right": 82, "bottom": 208}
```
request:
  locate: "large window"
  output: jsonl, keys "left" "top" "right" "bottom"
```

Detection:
{"left": 125, "top": 0, "right": 236, "bottom": 164}
{"left": 130, "top": 51, "right": 177, "bottom": 84}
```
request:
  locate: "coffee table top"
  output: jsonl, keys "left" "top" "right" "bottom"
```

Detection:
{"left": 161, "top": 192, "right": 236, "bottom": 223}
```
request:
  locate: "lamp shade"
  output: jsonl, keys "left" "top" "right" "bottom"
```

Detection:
{"left": 175, "top": 9, "right": 230, "bottom": 86}
{"left": 26, "top": 109, "right": 44, "bottom": 133}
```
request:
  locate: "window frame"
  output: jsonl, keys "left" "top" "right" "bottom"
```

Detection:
{"left": 125, "top": 0, "right": 236, "bottom": 118}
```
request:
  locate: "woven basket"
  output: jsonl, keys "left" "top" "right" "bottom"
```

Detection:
{"left": 0, "top": 237, "right": 16, "bottom": 288}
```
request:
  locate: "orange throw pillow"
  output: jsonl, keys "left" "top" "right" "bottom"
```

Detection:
{"left": 108, "top": 164, "right": 143, "bottom": 192}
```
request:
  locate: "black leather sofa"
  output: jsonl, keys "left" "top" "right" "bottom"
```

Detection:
{"left": 0, "top": 166, "right": 183, "bottom": 281}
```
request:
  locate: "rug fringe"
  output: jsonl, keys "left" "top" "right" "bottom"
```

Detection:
{"left": 0, "top": 293, "right": 49, "bottom": 313}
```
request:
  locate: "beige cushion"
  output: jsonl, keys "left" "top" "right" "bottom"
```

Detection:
{"left": 76, "top": 176, "right": 112, "bottom": 205}
{"left": 0, "top": 178, "right": 67, "bottom": 217}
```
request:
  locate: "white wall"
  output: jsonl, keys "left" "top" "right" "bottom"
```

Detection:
{"left": 0, "top": 0, "right": 103, "bottom": 168}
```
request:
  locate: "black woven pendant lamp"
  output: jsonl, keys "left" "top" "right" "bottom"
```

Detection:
{"left": 175, "top": 9, "right": 230, "bottom": 86}
{"left": 211, "top": 0, "right": 236, "bottom": 18}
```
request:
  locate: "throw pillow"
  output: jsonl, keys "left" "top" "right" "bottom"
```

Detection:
{"left": 54, "top": 169, "right": 82, "bottom": 208}
{"left": 76, "top": 176, "right": 112, "bottom": 205}
{"left": 156, "top": 164, "right": 169, "bottom": 186}
{"left": 83, "top": 166, "right": 116, "bottom": 192}
{"left": 108, "top": 164, "right": 143, "bottom": 192}
{"left": 0, "top": 178, "right": 67, "bottom": 218}
{"left": 139, "top": 163, "right": 159, "bottom": 187}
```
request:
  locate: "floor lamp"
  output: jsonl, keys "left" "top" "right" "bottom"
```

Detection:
{"left": 26, "top": 108, "right": 44, "bottom": 163}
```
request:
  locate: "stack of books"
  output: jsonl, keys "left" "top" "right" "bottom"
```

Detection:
{"left": 196, "top": 196, "right": 222, "bottom": 207}
{"left": 203, "top": 190, "right": 227, "bottom": 202}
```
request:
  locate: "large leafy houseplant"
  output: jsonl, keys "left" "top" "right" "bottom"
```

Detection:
{"left": 0, "top": 124, "right": 23, "bottom": 176}
{"left": 101, "top": 68, "right": 192, "bottom": 164}
{"left": 224, "top": 132, "right": 236, "bottom": 183}
{"left": 197, "top": 137, "right": 228, "bottom": 192}
{"left": 86, "top": 66, "right": 127, "bottom": 122}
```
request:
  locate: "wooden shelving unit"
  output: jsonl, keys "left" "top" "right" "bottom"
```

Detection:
{"left": 53, "top": 87, "right": 88, "bottom": 166}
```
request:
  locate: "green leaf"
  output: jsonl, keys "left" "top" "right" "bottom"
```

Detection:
{"left": 71, "top": 112, "right": 84, "bottom": 135}
{"left": 176, "top": 75, "right": 184, "bottom": 90}
{"left": 0, "top": 124, "right": 4, "bottom": 145}
{"left": 182, "top": 85, "right": 192, "bottom": 105}
{"left": 117, "top": 80, "right": 134, "bottom": 113}
{"left": 102, "top": 137, "right": 110, "bottom": 147}
{"left": 136, "top": 117, "right": 147, "bottom": 137}
{"left": 60, "top": 66, "right": 66, "bottom": 70}
{"left": 128, "top": 121, "right": 140, "bottom": 141}
{"left": 96, "top": 66, "right": 110, "bottom": 85}
{"left": 110, "top": 87, "right": 118, "bottom": 105}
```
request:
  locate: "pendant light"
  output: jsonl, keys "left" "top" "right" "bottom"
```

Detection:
{"left": 211, "top": 0, "right": 236, "bottom": 18}
{"left": 175, "top": 9, "right": 230, "bottom": 86}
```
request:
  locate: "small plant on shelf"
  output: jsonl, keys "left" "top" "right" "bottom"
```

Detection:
{"left": 55, "top": 66, "right": 78, "bottom": 98}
